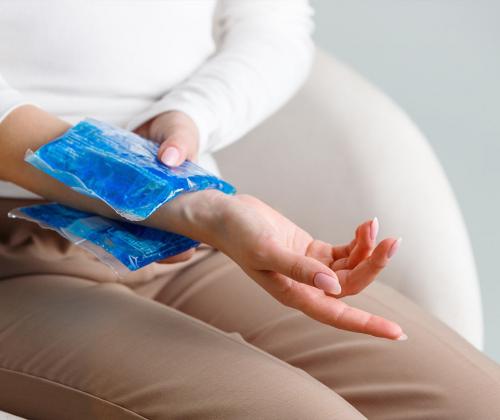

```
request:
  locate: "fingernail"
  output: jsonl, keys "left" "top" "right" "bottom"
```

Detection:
{"left": 396, "top": 333, "right": 408, "bottom": 341}
{"left": 313, "top": 273, "right": 342, "bottom": 295}
{"left": 161, "top": 147, "right": 180, "bottom": 166}
{"left": 370, "top": 217, "right": 379, "bottom": 241}
{"left": 387, "top": 237, "right": 402, "bottom": 259}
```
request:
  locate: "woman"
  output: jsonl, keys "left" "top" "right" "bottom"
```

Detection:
{"left": 0, "top": 1, "right": 499, "bottom": 419}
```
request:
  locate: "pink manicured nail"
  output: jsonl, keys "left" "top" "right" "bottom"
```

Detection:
{"left": 387, "top": 237, "right": 402, "bottom": 259}
{"left": 396, "top": 333, "right": 408, "bottom": 341}
{"left": 161, "top": 147, "right": 180, "bottom": 166}
{"left": 313, "top": 273, "right": 342, "bottom": 295}
{"left": 370, "top": 217, "right": 379, "bottom": 241}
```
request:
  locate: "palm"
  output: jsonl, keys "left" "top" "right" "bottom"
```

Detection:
{"left": 219, "top": 195, "right": 404, "bottom": 340}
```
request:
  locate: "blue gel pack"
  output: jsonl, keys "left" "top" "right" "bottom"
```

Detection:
{"left": 9, "top": 203, "right": 199, "bottom": 275}
{"left": 25, "top": 119, "right": 236, "bottom": 221}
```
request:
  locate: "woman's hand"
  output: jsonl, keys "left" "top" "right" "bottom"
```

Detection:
{"left": 132, "top": 112, "right": 404, "bottom": 339}
{"left": 213, "top": 194, "right": 405, "bottom": 340}
{"left": 134, "top": 110, "right": 200, "bottom": 264}
{"left": 154, "top": 190, "right": 405, "bottom": 340}
{"left": 134, "top": 111, "right": 199, "bottom": 167}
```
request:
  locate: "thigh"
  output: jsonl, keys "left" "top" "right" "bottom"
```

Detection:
{"left": 154, "top": 250, "right": 500, "bottom": 420}
{"left": 0, "top": 274, "right": 363, "bottom": 420}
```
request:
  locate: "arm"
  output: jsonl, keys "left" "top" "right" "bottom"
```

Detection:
{"left": 131, "top": 0, "right": 314, "bottom": 166}
{"left": 0, "top": 105, "right": 216, "bottom": 237}
{"left": 1, "top": 105, "right": 405, "bottom": 341}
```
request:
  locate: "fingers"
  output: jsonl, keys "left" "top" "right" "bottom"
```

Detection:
{"left": 157, "top": 248, "right": 196, "bottom": 264}
{"left": 253, "top": 270, "right": 404, "bottom": 340}
{"left": 326, "top": 299, "right": 404, "bottom": 339}
{"left": 346, "top": 219, "right": 376, "bottom": 265}
{"left": 331, "top": 218, "right": 377, "bottom": 271}
{"left": 153, "top": 111, "right": 199, "bottom": 167}
{"left": 336, "top": 237, "right": 402, "bottom": 296}
{"left": 157, "top": 132, "right": 197, "bottom": 167}
{"left": 262, "top": 244, "right": 342, "bottom": 295}
{"left": 305, "top": 239, "right": 335, "bottom": 266}
{"left": 133, "top": 112, "right": 199, "bottom": 167}
{"left": 134, "top": 122, "right": 150, "bottom": 139}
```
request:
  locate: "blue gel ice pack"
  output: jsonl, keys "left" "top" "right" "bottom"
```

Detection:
{"left": 9, "top": 203, "right": 199, "bottom": 274}
{"left": 25, "top": 119, "right": 236, "bottom": 221}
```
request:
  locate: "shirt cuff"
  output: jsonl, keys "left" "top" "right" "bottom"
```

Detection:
{"left": 125, "top": 94, "right": 217, "bottom": 154}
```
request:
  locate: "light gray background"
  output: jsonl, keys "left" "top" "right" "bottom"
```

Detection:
{"left": 311, "top": 0, "right": 499, "bottom": 361}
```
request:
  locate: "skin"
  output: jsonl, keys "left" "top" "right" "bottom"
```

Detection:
{"left": 0, "top": 106, "right": 405, "bottom": 341}
{"left": 135, "top": 111, "right": 199, "bottom": 166}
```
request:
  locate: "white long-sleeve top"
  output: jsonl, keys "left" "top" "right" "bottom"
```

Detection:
{"left": 0, "top": 0, "right": 314, "bottom": 198}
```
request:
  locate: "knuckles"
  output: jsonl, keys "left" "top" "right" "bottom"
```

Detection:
{"left": 366, "top": 255, "right": 387, "bottom": 270}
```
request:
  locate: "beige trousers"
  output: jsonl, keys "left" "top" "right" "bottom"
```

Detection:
{"left": 1, "top": 198, "right": 499, "bottom": 420}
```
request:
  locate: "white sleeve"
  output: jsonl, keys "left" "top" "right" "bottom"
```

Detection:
{"left": 126, "top": 0, "right": 315, "bottom": 154}
{"left": 0, "top": 74, "right": 29, "bottom": 124}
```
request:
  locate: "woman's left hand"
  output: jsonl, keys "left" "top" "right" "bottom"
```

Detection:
{"left": 134, "top": 110, "right": 200, "bottom": 264}
{"left": 134, "top": 110, "right": 199, "bottom": 167}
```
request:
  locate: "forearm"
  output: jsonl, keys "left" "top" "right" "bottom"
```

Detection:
{"left": 0, "top": 105, "right": 225, "bottom": 243}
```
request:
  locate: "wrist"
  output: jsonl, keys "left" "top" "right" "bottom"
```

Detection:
{"left": 146, "top": 189, "right": 232, "bottom": 246}
{"left": 177, "top": 189, "right": 231, "bottom": 246}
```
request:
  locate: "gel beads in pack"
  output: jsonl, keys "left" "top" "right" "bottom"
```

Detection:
{"left": 25, "top": 119, "right": 236, "bottom": 221}
{"left": 9, "top": 203, "right": 199, "bottom": 275}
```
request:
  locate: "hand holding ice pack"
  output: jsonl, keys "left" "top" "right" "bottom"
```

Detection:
{"left": 9, "top": 203, "right": 199, "bottom": 274}
{"left": 26, "top": 119, "right": 236, "bottom": 221}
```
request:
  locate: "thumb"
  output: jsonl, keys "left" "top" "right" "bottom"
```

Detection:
{"left": 158, "top": 136, "right": 189, "bottom": 167}
{"left": 265, "top": 245, "right": 342, "bottom": 295}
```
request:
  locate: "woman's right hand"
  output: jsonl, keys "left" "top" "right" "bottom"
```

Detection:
{"left": 155, "top": 190, "right": 405, "bottom": 341}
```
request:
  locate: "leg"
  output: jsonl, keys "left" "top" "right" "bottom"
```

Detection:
{"left": 153, "top": 250, "right": 500, "bottom": 420}
{"left": 0, "top": 274, "right": 365, "bottom": 419}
